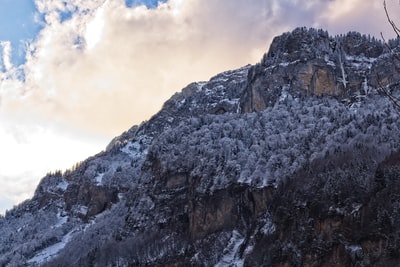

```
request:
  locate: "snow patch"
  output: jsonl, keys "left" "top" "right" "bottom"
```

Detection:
{"left": 121, "top": 141, "right": 141, "bottom": 157}
{"left": 324, "top": 55, "right": 336, "bottom": 67}
{"left": 53, "top": 212, "right": 68, "bottom": 228}
{"left": 215, "top": 230, "right": 244, "bottom": 267}
{"left": 121, "top": 136, "right": 149, "bottom": 159}
{"left": 223, "top": 98, "right": 240, "bottom": 105}
{"left": 346, "top": 244, "right": 363, "bottom": 259}
{"left": 204, "top": 88, "right": 214, "bottom": 96}
{"left": 27, "top": 230, "right": 74, "bottom": 264}
{"left": 94, "top": 172, "right": 104, "bottom": 185}
{"left": 278, "top": 86, "right": 292, "bottom": 103}
{"left": 56, "top": 180, "right": 69, "bottom": 191}
{"left": 177, "top": 98, "right": 186, "bottom": 108}
{"left": 215, "top": 77, "right": 229, "bottom": 82}
{"left": 71, "top": 205, "right": 88, "bottom": 216}
{"left": 195, "top": 81, "right": 206, "bottom": 92}
{"left": 79, "top": 206, "right": 88, "bottom": 215}
{"left": 279, "top": 59, "right": 300, "bottom": 67}
{"left": 345, "top": 55, "right": 376, "bottom": 70}
{"left": 347, "top": 244, "right": 362, "bottom": 253}
{"left": 260, "top": 213, "right": 275, "bottom": 235}
{"left": 346, "top": 55, "right": 376, "bottom": 63}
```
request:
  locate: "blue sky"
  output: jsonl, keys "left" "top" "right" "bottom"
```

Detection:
{"left": 125, "top": 0, "right": 167, "bottom": 8}
{"left": 0, "top": 0, "right": 42, "bottom": 67}
{"left": 0, "top": 0, "right": 399, "bottom": 215}
{"left": 0, "top": 0, "right": 167, "bottom": 68}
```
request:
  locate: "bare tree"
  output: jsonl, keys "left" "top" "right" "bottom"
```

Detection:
{"left": 379, "top": 1, "right": 400, "bottom": 112}
{"left": 384, "top": 0, "right": 400, "bottom": 38}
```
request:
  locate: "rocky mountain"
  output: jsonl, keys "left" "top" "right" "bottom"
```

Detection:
{"left": 1, "top": 27, "right": 400, "bottom": 266}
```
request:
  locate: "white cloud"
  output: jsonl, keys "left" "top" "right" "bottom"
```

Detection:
{"left": 8, "top": 0, "right": 397, "bottom": 135}
{"left": 0, "top": 0, "right": 398, "bottom": 213}
{"left": 5, "top": 0, "right": 280, "bottom": 135}
{"left": 0, "top": 110, "right": 108, "bottom": 214}
{"left": 85, "top": 4, "right": 105, "bottom": 50}
{"left": 316, "top": 0, "right": 400, "bottom": 38}
{"left": 0, "top": 41, "right": 12, "bottom": 71}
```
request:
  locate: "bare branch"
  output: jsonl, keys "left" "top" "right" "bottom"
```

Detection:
{"left": 378, "top": 0, "right": 400, "bottom": 114}
{"left": 384, "top": 0, "right": 400, "bottom": 38}
{"left": 378, "top": 85, "right": 400, "bottom": 113}
{"left": 377, "top": 71, "right": 400, "bottom": 114}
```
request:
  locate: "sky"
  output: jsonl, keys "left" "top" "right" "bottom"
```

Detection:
{"left": 0, "top": 0, "right": 399, "bottom": 214}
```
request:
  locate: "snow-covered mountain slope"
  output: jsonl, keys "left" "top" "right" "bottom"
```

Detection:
{"left": 1, "top": 27, "right": 400, "bottom": 266}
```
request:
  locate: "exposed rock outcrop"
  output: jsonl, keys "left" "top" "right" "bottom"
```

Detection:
{"left": 240, "top": 28, "right": 400, "bottom": 113}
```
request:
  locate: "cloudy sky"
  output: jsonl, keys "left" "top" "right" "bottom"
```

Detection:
{"left": 0, "top": 0, "right": 399, "bottom": 214}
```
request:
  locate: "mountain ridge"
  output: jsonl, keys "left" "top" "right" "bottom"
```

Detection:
{"left": 1, "top": 27, "right": 400, "bottom": 266}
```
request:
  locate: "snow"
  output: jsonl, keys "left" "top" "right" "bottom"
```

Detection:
{"left": 243, "top": 244, "right": 254, "bottom": 256}
{"left": 53, "top": 212, "right": 68, "bottom": 228}
{"left": 118, "top": 193, "right": 125, "bottom": 201}
{"left": 338, "top": 55, "right": 348, "bottom": 88}
{"left": 324, "top": 55, "right": 336, "bottom": 67}
{"left": 177, "top": 98, "right": 186, "bottom": 108}
{"left": 121, "top": 136, "right": 149, "bottom": 159}
{"left": 346, "top": 55, "right": 376, "bottom": 63}
{"left": 223, "top": 98, "right": 240, "bottom": 105}
{"left": 261, "top": 221, "right": 275, "bottom": 235}
{"left": 94, "top": 172, "right": 104, "bottom": 185}
{"left": 329, "top": 206, "right": 345, "bottom": 215}
{"left": 345, "top": 244, "right": 363, "bottom": 259}
{"left": 56, "top": 179, "right": 69, "bottom": 191}
{"left": 345, "top": 55, "right": 376, "bottom": 70}
{"left": 72, "top": 205, "right": 88, "bottom": 216}
{"left": 362, "top": 77, "right": 371, "bottom": 95}
{"left": 279, "top": 59, "right": 300, "bottom": 67}
{"left": 195, "top": 81, "right": 206, "bottom": 92}
{"left": 278, "top": 87, "right": 291, "bottom": 103}
{"left": 204, "top": 88, "right": 214, "bottom": 96}
{"left": 347, "top": 245, "right": 362, "bottom": 253}
{"left": 260, "top": 214, "right": 276, "bottom": 235}
{"left": 121, "top": 141, "right": 141, "bottom": 157}
{"left": 79, "top": 206, "right": 88, "bottom": 215}
{"left": 215, "top": 230, "right": 244, "bottom": 267}
{"left": 351, "top": 203, "right": 362, "bottom": 215}
{"left": 206, "top": 66, "right": 248, "bottom": 89}
{"left": 215, "top": 77, "right": 229, "bottom": 82}
{"left": 27, "top": 230, "right": 74, "bottom": 264}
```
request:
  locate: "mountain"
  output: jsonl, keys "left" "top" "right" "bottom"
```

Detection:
{"left": 1, "top": 27, "right": 400, "bottom": 266}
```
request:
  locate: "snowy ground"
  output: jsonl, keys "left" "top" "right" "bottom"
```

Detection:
{"left": 215, "top": 230, "right": 244, "bottom": 267}
{"left": 27, "top": 230, "right": 74, "bottom": 265}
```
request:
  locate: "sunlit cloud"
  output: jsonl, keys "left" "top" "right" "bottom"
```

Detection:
{"left": 316, "top": 0, "right": 396, "bottom": 37}
{"left": 0, "top": 41, "right": 12, "bottom": 72}
{"left": 85, "top": 4, "right": 105, "bottom": 50}
{"left": 7, "top": 0, "right": 398, "bottom": 136}
{"left": 5, "top": 0, "right": 280, "bottom": 135}
{"left": 0, "top": 110, "right": 108, "bottom": 213}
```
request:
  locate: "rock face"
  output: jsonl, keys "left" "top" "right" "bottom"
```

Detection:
{"left": 1, "top": 28, "right": 400, "bottom": 267}
{"left": 240, "top": 28, "right": 400, "bottom": 113}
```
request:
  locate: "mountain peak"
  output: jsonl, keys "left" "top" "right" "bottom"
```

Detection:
{"left": 265, "top": 27, "right": 385, "bottom": 63}
{"left": 240, "top": 27, "right": 400, "bottom": 113}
